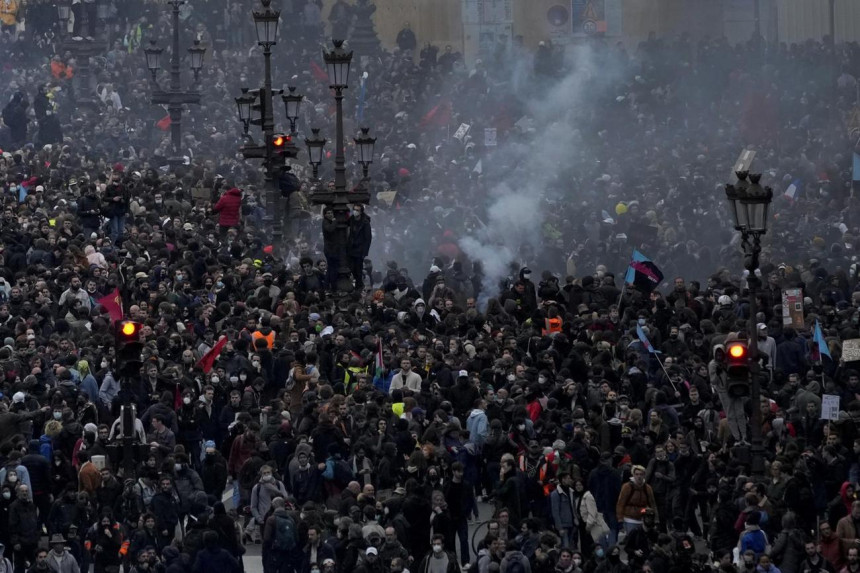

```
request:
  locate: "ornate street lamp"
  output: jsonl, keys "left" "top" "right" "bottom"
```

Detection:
{"left": 354, "top": 127, "right": 376, "bottom": 179}
{"left": 235, "top": 89, "right": 255, "bottom": 136}
{"left": 145, "top": 0, "right": 205, "bottom": 167}
{"left": 323, "top": 39, "right": 352, "bottom": 90}
{"left": 253, "top": 0, "right": 280, "bottom": 46}
{"left": 723, "top": 170, "right": 774, "bottom": 479}
{"left": 305, "top": 128, "right": 327, "bottom": 179}
{"left": 282, "top": 87, "right": 303, "bottom": 135}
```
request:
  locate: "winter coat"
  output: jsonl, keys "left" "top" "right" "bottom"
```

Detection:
{"left": 191, "top": 547, "right": 241, "bottom": 573}
{"left": 615, "top": 480, "right": 658, "bottom": 522}
{"left": 770, "top": 527, "right": 805, "bottom": 573}
{"left": 466, "top": 409, "right": 489, "bottom": 448}
{"left": 174, "top": 468, "right": 205, "bottom": 513}
{"left": 213, "top": 188, "right": 242, "bottom": 227}
{"left": 550, "top": 487, "right": 576, "bottom": 530}
{"left": 249, "top": 478, "right": 288, "bottom": 524}
{"left": 578, "top": 490, "right": 610, "bottom": 542}
{"left": 9, "top": 498, "right": 40, "bottom": 545}
{"left": 46, "top": 550, "right": 80, "bottom": 573}
{"left": 347, "top": 214, "right": 372, "bottom": 260}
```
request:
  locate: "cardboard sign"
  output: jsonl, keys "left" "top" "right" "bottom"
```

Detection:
{"left": 376, "top": 191, "right": 397, "bottom": 207}
{"left": 843, "top": 339, "right": 860, "bottom": 362}
{"left": 453, "top": 123, "right": 471, "bottom": 141}
{"left": 782, "top": 288, "right": 804, "bottom": 328}
{"left": 484, "top": 128, "right": 497, "bottom": 147}
{"left": 821, "top": 394, "right": 840, "bottom": 421}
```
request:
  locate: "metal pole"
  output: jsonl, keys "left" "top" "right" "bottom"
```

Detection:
{"left": 169, "top": 0, "right": 182, "bottom": 157}
{"left": 754, "top": 0, "right": 761, "bottom": 39}
{"left": 262, "top": 44, "right": 282, "bottom": 246}
{"left": 830, "top": 0, "right": 836, "bottom": 44}
{"left": 747, "top": 233, "right": 765, "bottom": 478}
{"left": 334, "top": 88, "right": 352, "bottom": 293}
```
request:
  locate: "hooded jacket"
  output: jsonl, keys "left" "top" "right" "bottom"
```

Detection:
{"left": 466, "top": 408, "right": 488, "bottom": 448}
{"left": 213, "top": 188, "right": 242, "bottom": 227}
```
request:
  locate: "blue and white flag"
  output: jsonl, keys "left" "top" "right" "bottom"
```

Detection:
{"left": 636, "top": 324, "right": 659, "bottom": 354}
{"left": 784, "top": 179, "right": 801, "bottom": 201}
{"left": 813, "top": 320, "right": 831, "bottom": 360}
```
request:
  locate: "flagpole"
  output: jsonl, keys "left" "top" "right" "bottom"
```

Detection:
{"left": 653, "top": 352, "right": 679, "bottom": 396}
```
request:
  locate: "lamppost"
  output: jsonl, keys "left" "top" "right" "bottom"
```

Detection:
{"left": 724, "top": 171, "right": 774, "bottom": 478}
{"left": 143, "top": 0, "right": 205, "bottom": 167}
{"left": 56, "top": 0, "right": 108, "bottom": 108}
{"left": 309, "top": 39, "right": 377, "bottom": 295}
{"left": 235, "top": 0, "right": 302, "bottom": 247}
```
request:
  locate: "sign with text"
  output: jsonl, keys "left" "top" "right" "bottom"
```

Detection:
{"left": 842, "top": 339, "right": 860, "bottom": 363}
{"left": 782, "top": 288, "right": 804, "bottom": 328}
{"left": 484, "top": 128, "right": 497, "bottom": 147}
{"left": 821, "top": 394, "right": 840, "bottom": 421}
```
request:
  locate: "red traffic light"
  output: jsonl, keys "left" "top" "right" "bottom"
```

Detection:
{"left": 728, "top": 343, "right": 746, "bottom": 359}
{"left": 117, "top": 320, "right": 142, "bottom": 340}
{"left": 272, "top": 134, "right": 290, "bottom": 147}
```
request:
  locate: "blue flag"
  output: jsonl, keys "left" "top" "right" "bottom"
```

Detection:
{"left": 625, "top": 249, "right": 664, "bottom": 292}
{"left": 813, "top": 320, "right": 831, "bottom": 360}
{"left": 636, "top": 324, "right": 658, "bottom": 354}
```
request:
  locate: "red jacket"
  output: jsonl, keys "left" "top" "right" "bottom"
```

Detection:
{"left": 213, "top": 187, "right": 242, "bottom": 227}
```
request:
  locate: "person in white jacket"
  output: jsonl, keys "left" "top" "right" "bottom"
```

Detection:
{"left": 574, "top": 478, "right": 610, "bottom": 551}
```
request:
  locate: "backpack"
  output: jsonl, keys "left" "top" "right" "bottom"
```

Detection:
{"left": 272, "top": 514, "right": 298, "bottom": 552}
{"left": 332, "top": 458, "right": 354, "bottom": 489}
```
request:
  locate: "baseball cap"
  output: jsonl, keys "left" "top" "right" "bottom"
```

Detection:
{"left": 757, "top": 323, "right": 767, "bottom": 331}
{"left": 366, "top": 547, "right": 378, "bottom": 556}
{"left": 458, "top": 369, "right": 468, "bottom": 378}
{"left": 12, "top": 392, "right": 25, "bottom": 404}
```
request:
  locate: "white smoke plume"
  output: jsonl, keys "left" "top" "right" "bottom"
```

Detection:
{"left": 460, "top": 45, "right": 622, "bottom": 307}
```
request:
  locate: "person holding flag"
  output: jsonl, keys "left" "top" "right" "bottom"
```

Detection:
{"left": 813, "top": 320, "right": 832, "bottom": 362}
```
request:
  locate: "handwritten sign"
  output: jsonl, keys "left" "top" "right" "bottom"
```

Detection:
{"left": 843, "top": 339, "right": 860, "bottom": 363}
{"left": 821, "top": 394, "right": 840, "bottom": 421}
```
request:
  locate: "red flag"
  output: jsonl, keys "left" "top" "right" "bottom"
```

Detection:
{"left": 419, "top": 100, "right": 452, "bottom": 128}
{"left": 196, "top": 336, "right": 227, "bottom": 373}
{"left": 156, "top": 115, "right": 171, "bottom": 131}
{"left": 97, "top": 288, "right": 123, "bottom": 322}
{"left": 310, "top": 60, "right": 329, "bottom": 83}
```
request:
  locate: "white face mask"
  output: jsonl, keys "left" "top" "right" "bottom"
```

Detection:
{"left": 432, "top": 544, "right": 443, "bottom": 553}
{"left": 211, "top": 376, "right": 219, "bottom": 384}
{"left": 1, "top": 492, "right": 9, "bottom": 500}
{"left": 183, "top": 397, "right": 191, "bottom": 405}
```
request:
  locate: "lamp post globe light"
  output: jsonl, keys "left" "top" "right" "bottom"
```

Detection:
{"left": 144, "top": 0, "right": 205, "bottom": 168}
{"left": 724, "top": 171, "right": 774, "bottom": 479}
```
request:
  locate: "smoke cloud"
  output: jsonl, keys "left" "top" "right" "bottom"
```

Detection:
{"left": 460, "top": 45, "right": 623, "bottom": 306}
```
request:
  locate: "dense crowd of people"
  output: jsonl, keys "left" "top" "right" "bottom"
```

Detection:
{"left": 2, "top": 1, "right": 860, "bottom": 573}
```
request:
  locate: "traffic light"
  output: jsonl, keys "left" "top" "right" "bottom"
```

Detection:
{"left": 116, "top": 320, "right": 144, "bottom": 378}
{"left": 726, "top": 340, "right": 750, "bottom": 397}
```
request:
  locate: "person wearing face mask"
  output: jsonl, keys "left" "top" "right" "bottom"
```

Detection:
{"left": 416, "top": 534, "right": 459, "bottom": 573}
{"left": 248, "top": 465, "right": 287, "bottom": 544}
{"left": 346, "top": 204, "right": 372, "bottom": 291}
{"left": 172, "top": 453, "right": 204, "bottom": 527}
{"left": 176, "top": 391, "right": 203, "bottom": 470}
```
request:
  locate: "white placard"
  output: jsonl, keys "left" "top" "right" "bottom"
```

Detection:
{"left": 453, "top": 123, "right": 471, "bottom": 141}
{"left": 822, "top": 394, "right": 840, "bottom": 421}
{"left": 484, "top": 127, "right": 497, "bottom": 147}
